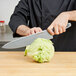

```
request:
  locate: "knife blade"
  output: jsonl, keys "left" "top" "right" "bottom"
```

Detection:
{"left": 2, "top": 23, "right": 71, "bottom": 49}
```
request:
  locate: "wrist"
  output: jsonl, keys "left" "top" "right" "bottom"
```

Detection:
{"left": 61, "top": 12, "right": 70, "bottom": 20}
{"left": 16, "top": 25, "right": 30, "bottom": 36}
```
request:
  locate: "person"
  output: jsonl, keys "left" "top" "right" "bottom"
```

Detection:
{"left": 9, "top": 0, "right": 76, "bottom": 51}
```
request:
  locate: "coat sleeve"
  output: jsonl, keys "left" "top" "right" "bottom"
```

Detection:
{"left": 74, "top": 1, "right": 76, "bottom": 10}
{"left": 9, "top": 0, "right": 30, "bottom": 37}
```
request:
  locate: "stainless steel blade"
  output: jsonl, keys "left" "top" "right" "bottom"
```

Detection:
{"left": 2, "top": 30, "right": 53, "bottom": 49}
{"left": 2, "top": 23, "right": 71, "bottom": 49}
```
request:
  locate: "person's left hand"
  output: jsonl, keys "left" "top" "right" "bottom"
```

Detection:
{"left": 47, "top": 12, "right": 70, "bottom": 35}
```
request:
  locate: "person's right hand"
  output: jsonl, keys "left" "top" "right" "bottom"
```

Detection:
{"left": 25, "top": 27, "right": 42, "bottom": 36}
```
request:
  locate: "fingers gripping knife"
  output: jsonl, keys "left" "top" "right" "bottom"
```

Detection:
{"left": 2, "top": 23, "right": 71, "bottom": 49}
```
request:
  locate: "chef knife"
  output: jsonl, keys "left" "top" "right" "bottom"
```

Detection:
{"left": 2, "top": 23, "right": 71, "bottom": 49}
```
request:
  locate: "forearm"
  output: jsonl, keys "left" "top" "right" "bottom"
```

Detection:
{"left": 64, "top": 10, "right": 76, "bottom": 21}
{"left": 16, "top": 25, "right": 30, "bottom": 36}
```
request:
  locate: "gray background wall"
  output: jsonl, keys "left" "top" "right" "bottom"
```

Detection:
{"left": 0, "top": 0, "right": 20, "bottom": 24}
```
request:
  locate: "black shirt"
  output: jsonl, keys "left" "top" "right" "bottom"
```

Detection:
{"left": 9, "top": 0, "right": 76, "bottom": 51}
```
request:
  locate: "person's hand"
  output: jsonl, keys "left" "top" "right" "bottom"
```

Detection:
{"left": 25, "top": 27, "right": 42, "bottom": 36}
{"left": 47, "top": 12, "right": 70, "bottom": 35}
{"left": 16, "top": 25, "right": 42, "bottom": 36}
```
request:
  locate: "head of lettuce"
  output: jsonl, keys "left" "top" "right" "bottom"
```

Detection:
{"left": 24, "top": 38, "right": 55, "bottom": 63}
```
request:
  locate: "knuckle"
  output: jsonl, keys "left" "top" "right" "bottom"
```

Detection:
{"left": 37, "top": 27, "right": 41, "bottom": 29}
{"left": 54, "top": 23, "right": 58, "bottom": 26}
{"left": 58, "top": 24, "right": 61, "bottom": 27}
{"left": 30, "top": 29, "right": 32, "bottom": 31}
{"left": 30, "top": 29, "right": 33, "bottom": 32}
{"left": 34, "top": 27, "right": 36, "bottom": 28}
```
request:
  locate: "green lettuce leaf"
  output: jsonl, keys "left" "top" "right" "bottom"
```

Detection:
{"left": 25, "top": 38, "right": 55, "bottom": 63}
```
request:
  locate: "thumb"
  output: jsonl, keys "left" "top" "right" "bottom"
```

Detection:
{"left": 47, "top": 25, "right": 54, "bottom": 35}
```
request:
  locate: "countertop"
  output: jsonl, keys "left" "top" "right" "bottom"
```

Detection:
{"left": 0, "top": 51, "right": 76, "bottom": 76}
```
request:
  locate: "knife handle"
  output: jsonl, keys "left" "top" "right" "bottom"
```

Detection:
{"left": 52, "top": 23, "right": 71, "bottom": 31}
